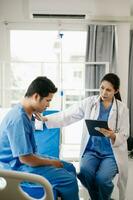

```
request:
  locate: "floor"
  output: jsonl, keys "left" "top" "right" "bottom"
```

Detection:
{"left": 78, "top": 158, "right": 133, "bottom": 200}
{"left": 124, "top": 158, "right": 133, "bottom": 200}
{"left": 107, "top": 157, "right": 133, "bottom": 200}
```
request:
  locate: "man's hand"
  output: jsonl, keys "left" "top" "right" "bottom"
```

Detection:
{"left": 19, "top": 154, "right": 64, "bottom": 168}
{"left": 34, "top": 112, "right": 48, "bottom": 122}
{"left": 34, "top": 112, "right": 44, "bottom": 121}
{"left": 51, "top": 160, "right": 64, "bottom": 168}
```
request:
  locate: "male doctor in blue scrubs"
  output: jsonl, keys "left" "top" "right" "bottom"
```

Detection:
{"left": 0, "top": 76, "right": 79, "bottom": 200}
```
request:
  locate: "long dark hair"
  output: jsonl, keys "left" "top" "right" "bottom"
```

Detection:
{"left": 101, "top": 73, "right": 122, "bottom": 101}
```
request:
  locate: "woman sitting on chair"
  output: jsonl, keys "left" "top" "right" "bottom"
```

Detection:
{"left": 42, "top": 73, "right": 129, "bottom": 200}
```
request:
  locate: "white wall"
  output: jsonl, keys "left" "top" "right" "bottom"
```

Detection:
{"left": 0, "top": 23, "right": 10, "bottom": 61}
{"left": 0, "top": 0, "right": 25, "bottom": 22}
{"left": 116, "top": 24, "right": 130, "bottom": 103}
{"left": 93, "top": 0, "right": 130, "bottom": 16}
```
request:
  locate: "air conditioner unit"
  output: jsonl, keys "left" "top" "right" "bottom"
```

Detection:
{"left": 28, "top": 0, "right": 131, "bottom": 23}
{"left": 29, "top": 0, "right": 94, "bottom": 21}
{"left": 30, "top": 12, "right": 133, "bottom": 23}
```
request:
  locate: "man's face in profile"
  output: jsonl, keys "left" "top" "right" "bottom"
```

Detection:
{"left": 32, "top": 93, "right": 54, "bottom": 113}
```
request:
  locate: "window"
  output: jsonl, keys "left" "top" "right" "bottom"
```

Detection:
{"left": 0, "top": 30, "right": 108, "bottom": 160}
{"left": 9, "top": 30, "right": 87, "bottom": 109}
{"left": 8, "top": 30, "right": 86, "bottom": 160}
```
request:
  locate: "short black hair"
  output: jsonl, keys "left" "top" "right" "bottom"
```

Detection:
{"left": 25, "top": 76, "right": 57, "bottom": 98}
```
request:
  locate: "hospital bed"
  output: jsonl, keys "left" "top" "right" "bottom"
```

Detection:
{"left": 0, "top": 168, "right": 54, "bottom": 200}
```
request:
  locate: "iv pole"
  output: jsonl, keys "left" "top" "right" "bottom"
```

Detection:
{"left": 58, "top": 31, "right": 64, "bottom": 110}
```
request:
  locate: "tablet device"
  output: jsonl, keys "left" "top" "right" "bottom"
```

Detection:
{"left": 85, "top": 119, "right": 109, "bottom": 137}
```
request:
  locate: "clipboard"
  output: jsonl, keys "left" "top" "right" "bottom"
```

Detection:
{"left": 85, "top": 119, "right": 109, "bottom": 137}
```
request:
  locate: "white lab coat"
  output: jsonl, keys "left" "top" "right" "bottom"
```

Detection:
{"left": 46, "top": 95, "right": 129, "bottom": 200}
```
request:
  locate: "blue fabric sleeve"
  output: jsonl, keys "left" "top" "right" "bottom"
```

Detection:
{"left": 7, "top": 116, "right": 35, "bottom": 157}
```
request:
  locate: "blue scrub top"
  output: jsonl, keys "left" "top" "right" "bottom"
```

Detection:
{"left": 85, "top": 101, "right": 113, "bottom": 156}
{"left": 0, "top": 103, "right": 37, "bottom": 170}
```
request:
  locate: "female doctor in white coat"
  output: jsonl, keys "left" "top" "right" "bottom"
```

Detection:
{"left": 41, "top": 73, "right": 129, "bottom": 200}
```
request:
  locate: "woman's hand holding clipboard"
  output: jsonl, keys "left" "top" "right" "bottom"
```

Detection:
{"left": 85, "top": 119, "right": 116, "bottom": 142}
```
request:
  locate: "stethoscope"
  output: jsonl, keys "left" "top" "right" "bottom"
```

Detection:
{"left": 115, "top": 98, "right": 119, "bottom": 133}
{"left": 90, "top": 97, "right": 119, "bottom": 133}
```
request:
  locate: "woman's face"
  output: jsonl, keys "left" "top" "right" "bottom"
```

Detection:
{"left": 100, "top": 80, "right": 118, "bottom": 102}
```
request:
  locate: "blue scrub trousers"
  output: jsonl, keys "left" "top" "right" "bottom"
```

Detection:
{"left": 19, "top": 157, "right": 79, "bottom": 200}
{"left": 77, "top": 151, "right": 118, "bottom": 200}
